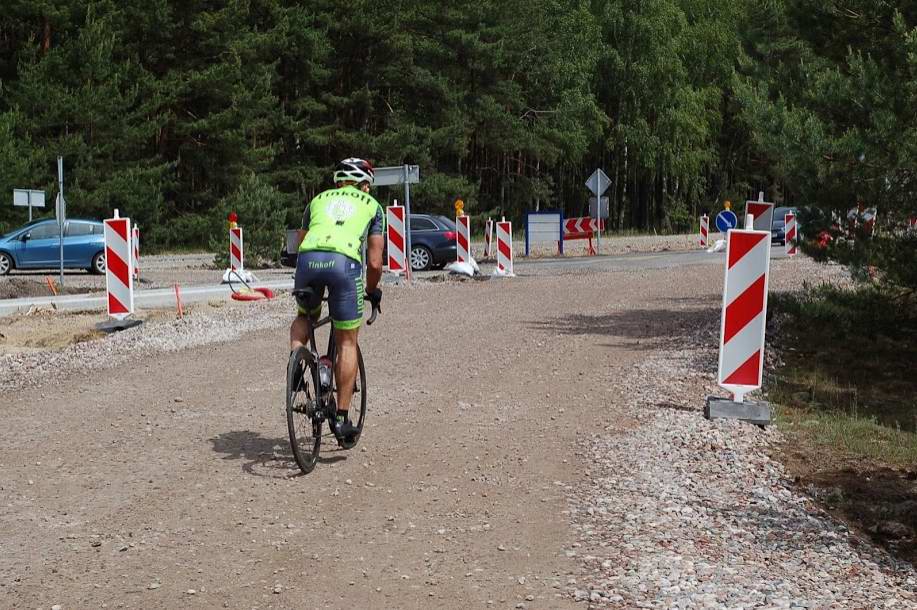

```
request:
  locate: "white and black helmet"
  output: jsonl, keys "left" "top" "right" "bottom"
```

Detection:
{"left": 333, "top": 157, "right": 375, "bottom": 186}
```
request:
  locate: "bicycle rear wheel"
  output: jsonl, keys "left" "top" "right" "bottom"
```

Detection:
{"left": 286, "top": 347, "right": 322, "bottom": 474}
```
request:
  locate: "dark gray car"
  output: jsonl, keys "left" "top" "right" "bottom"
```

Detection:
{"left": 771, "top": 207, "right": 798, "bottom": 245}
{"left": 280, "top": 213, "right": 458, "bottom": 271}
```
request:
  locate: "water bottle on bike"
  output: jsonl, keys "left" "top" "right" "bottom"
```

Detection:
{"left": 318, "top": 356, "right": 333, "bottom": 391}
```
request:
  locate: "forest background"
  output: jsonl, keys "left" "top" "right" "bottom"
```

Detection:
{"left": 0, "top": 0, "right": 915, "bottom": 272}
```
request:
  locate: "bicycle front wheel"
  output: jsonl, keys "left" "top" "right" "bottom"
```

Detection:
{"left": 286, "top": 347, "right": 322, "bottom": 474}
{"left": 341, "top": 346, "right": 368, "bottom": 449}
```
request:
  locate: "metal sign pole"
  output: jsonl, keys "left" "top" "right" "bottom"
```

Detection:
{"left": 595, "top": 172, "right": 602, "bottom": 254}
{"left": 57, "top": 156, "right": 65, "bottom": 287}
{"left": 27, "top": 191, "right": 32, "bottom": 222}
{"left": 403, "top": 164, "right": 413, "bottom": 284}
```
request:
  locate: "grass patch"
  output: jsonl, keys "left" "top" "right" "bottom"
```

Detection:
{"left": 770, "top": 284, "right": 917, "bottom": 565}
{"left": 770, "top": 284, "right": 917, "bottom": 436}
{"left": 775, "top": 405, "right": 917, "bottom": 468}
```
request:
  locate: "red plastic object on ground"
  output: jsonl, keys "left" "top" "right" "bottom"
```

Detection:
{"left": 230, "top": 287, "right": 275, "bottom": 302}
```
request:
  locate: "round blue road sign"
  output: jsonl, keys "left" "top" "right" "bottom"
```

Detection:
{"left": 715, "top": 210, "right": 738, "bottom": 232}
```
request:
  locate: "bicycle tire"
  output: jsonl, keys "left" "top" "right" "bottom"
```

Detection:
{"left": 286, "top": 347, "right": 322, "bottom": 474}
{"left": 338, "top": 346, "right": 368, "bottom": 449}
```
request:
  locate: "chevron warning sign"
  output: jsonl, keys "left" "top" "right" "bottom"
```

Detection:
{"left": 717, "top": 227, "right": 771, "bottom": 401}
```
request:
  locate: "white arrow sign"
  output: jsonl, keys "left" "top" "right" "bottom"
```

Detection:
{"left": 585, "top": 168, "right": 610, "bottom": 196}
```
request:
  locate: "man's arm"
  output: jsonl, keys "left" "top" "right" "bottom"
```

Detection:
{"left": 365, "top": 234, "right": 384, "bottom": 294}
{"left": 296, "top": 201, "right": 311, "bottom": 248}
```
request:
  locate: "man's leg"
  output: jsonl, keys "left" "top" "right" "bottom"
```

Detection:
{"left": 334, "top": 327, "right": 359, "bottom": 413}
{"left": 289, "top": 314, "right": 312, "bottom": 351}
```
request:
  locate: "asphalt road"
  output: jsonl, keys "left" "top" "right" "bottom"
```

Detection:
{"left": 0, "top": 246, "right": 789, "bottom": 317}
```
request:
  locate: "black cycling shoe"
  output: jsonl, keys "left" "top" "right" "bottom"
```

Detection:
{"left": 333, "top": 418, "right": 360, "bottom": 449}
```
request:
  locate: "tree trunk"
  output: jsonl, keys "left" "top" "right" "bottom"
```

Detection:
{"left": 42, "top": 17, "right": 51, "bottom": 53}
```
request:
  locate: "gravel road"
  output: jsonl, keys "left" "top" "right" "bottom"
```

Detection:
{"left": 1, "top": 253, "right": 912, "bottom": 609}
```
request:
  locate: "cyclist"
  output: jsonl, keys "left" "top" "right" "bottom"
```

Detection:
{"left": 290, "top": 158, "right": 384, "bottom": 445}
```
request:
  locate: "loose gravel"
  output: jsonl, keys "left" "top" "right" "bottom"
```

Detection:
{"left": 566, "top": 262, "right": 915, "bottom": 608}
{"left": 475, "top": 232, "right": 698, "bottom": 259}
{"left": 0, "top": 298, "right": 292, "bottom": 392}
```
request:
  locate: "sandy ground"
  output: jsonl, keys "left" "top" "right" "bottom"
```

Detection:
{"left": 0, "top": 255, "right": 876, "bottom": 609}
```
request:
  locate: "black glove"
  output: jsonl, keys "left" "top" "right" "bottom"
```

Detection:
{"left": 365, "top": 288, "right": 382, "bottom": 310}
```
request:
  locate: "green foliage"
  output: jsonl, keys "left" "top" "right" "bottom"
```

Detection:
{"left": 209, "top": 173, "right": 287, "bottom": 268}
{"left": 0, "top": 0, "right": 913, "bottom": 257}
{"left": 737, "top": 1, "right": 917, "bottom": 288}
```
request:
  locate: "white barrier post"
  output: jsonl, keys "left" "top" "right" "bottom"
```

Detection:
{"left": 456, "top": 214, "right": 471, "bottom": 263}
{"left": 785, "top": 212, "right": 797, "bottom": 257}
{"left": 494, "top": 218, "right": 514, "bottom": 276}
{"left": 230, "top": 227, "right": 243, "bottom": 271}
{"left": 386, "top": 204, "right": 406, "bottom": 274}
{"left": 744, "top": 191, "right": 774, "bottom": 233}
{"left": 103, "top": 210, "right": 134, "bottom": 320}
{"left": 132, "top": 225, "right": 140, "bottom": 281}
{"left": 222, "top": 212, "right": 254, "bottom": 283}
{"left": 705, "top": 211, "right": 772, "bottom": 425}
{"left": 699, "top": 215, "right": 709, "bottom": 248}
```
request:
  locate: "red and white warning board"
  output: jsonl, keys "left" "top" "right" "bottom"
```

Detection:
{"left": 717, "top": 228, "right": 771, "bottom": 400}
{"left": 230, "top": 227, "right": 244, "bottom": 271}
{"left": 456, "top": 215, "right": 471, "bottom": 263}
{"left": 785, "top": 212, "right": 797, "bottom": 257}
{"left": 563, "top": 217, "right": 601, "bottom": 238}
{"left": 132, "top": 225, "right": 141, "bottom": 281}
{"left": 495, "top": 220, "right": 514, "bottom": 276}
{"left": 387, "top": 205, "right": 406, "bottom": 273}
{"left": 104, "top": 214, "right": 135, "bottom": 319}
{"left": 700, "top": 215, "right": 709, "bottom": 248}
{"left": 745, "top": 192, "right": 774, "bottom": 233}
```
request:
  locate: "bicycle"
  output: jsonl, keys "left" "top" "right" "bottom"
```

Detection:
{"left": 285, "top": 288, "right": 380, "bottom": 474}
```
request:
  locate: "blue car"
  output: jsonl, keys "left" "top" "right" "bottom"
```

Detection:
{"left": 0, "top": 218, "right": 107, "bottom": 276}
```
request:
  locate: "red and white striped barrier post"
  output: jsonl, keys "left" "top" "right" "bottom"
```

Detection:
{"left": 785, "top": 212, "right": 797, "bottom": 257}
{"left": 132, "top": 225, "right": 140, "bottom": 281}
{"left": 483, "top": 218, "right": 494, "bottom": 258}
{"left": 386, "top": 204, "right": 406, "bottom": 274}
{"left": 494, "top": 219, "right": 514, "bottom": 276}
{"left": 222, "top": 212, "right": 254, "bottom": 283}
{"left": 717, "top": 214, "right": 771, "bottom": 403}
{"left": 908, "top": 217, "right": 916, "bottom": 233}
{"left": 745, "top": 192, "right": 775, "bottom": 233}
{"left": 230, "top": 227, "right": 243, "bottom": 272}
{"left": 103, "top": 210, "right": 135, "bottom": 320}
{"left": 700, "top": 215, "right": 709, "bottom": 248}
{"left": 705, "top": 212, "right": 772, "bottom": 425}
{"left": 456, "top": 214, "right": 471, "bottom": 263}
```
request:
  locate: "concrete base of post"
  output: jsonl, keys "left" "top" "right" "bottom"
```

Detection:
{"left": 704, "top": 395, "right": 771, "bottom": 426}
{"left": 382, "top": 271, "right": 405, "bottom": 285}
{"left": 96, "top": 318, "right": 143, "bottom": 333}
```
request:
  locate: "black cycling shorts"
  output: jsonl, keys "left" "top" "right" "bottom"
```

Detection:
{"left": 294, "top": 251, "right": 364, "bottom": 330}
